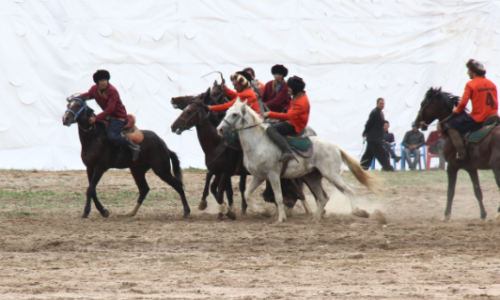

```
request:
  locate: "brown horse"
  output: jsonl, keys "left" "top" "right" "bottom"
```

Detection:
{"left": 63, "top": 97, "right": 190, "bottom": 218}
{"left": 415, "top": 87, "right": 500, "bottom": 221}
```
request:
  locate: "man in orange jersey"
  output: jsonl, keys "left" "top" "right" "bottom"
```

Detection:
{"left": 447, "top": 59, "right": 498, "bottom": 160}
{"left": 208, "top": 71, "right": 260, "bottom": 115}
{"left": 263, "top": 76, "right": 309, "bottom": 163}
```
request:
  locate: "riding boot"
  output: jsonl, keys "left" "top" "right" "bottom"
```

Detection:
{"left": 126, "top": 138, "right": 141, "bottom": 162}
{"left": 267, "top": 129, "right": 295, "bottom": 162}
{"left": 447, "top": 129, "right": 466, "bottom": 160}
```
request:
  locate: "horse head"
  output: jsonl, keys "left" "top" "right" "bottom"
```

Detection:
{"left": 170, "top": 95, "right": 197, "bottom": 110}
{"left": 63, "top": 96, "right": 94, "bottom": 127}
{"left": 170, "top": 88, "right": 211, "bottom": 134}
{"left": 217, "top": 98, "right": 249, "bottom": 137}
{"left": 415, "top": 87, "right": 458, "bottom": 131}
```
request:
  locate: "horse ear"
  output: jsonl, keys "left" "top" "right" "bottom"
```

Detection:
{"left": 204, "top": 88, "right": 211, "bottom": 102}
{"left": 213, "top": 80, "right": 217, "bottom": 86}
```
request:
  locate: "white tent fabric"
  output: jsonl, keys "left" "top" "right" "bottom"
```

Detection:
{"left": 1, "top": 0, "right": 500, "bottom": 170}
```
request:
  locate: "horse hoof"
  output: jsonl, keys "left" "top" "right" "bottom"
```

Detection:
{"left": 442, "top": 215, "right": 451, "bottom": 222}
{"left": 217, "top": 213, "right": 224, "bottom": 220}
{"left": 260, "top": 210, "right": 272, "bottom": 218}
{"left": 81, "top": 214, "right": 88, "bottom": 219}
{"left": 198, "top": 201, "right": 208, "bottom": 211}
{"left": 353, "top": 208, "right": 369, "bottom": 218}
{"left": 241, "top": 209, "right": 247, "bottom": 216}
{"left": 226, "top": 211, "right": 237, "bottom": 220}
{"left": 101, "top": 210, "right": 110, "bottom": 218}
{"left": 125, "top": 212, "right": 136, "bottom": 217}
{"left": 495, "top": 213, "right": 500, "bottom": 221}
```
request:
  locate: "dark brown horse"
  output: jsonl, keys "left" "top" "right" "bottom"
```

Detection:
{"left": 171, "top": 86, "right": 247, "bottom": 213}
{"left": 415, "top": 87, "right": 500, "bottom": 221}
{"left": 63, "top": 97, "right": 190, "bottom": 218}
{"left": 171, "top": 91, "right": 304, "bottom": 220}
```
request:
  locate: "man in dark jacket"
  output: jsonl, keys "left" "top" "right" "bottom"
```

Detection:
{"left": 383, "top": 120, "right": 401, "bottom": 162}
{"left": 360, "top": 98, "right": 394, "bottom": 171}
{"left": 261, "top": 64, "right": 291, "bottom": 112}
{"left": 402, "top": 122, "right": 425, "bottom": 170}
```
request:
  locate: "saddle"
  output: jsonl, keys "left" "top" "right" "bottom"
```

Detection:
{"left": 286, "top": 130, "right": 313, "bottom": 158}
{"left": 103, "top": 114, "right": 144, "bottom": 144}
{"left": 464, "top": 114, "right": 500, "bottom": 144}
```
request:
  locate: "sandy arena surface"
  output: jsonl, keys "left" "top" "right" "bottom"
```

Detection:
{"left": 0, "top": 169, "right": 500, "bottom": 299}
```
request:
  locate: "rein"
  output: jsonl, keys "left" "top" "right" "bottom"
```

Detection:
{"left": 418, "top": 96, "right": 455, "bottom": 127}
{"left": 66, "top": 97, "right": 95, "bottom": 132}
{"left": 176, "top": 105, "right": 211, "bottom": 131}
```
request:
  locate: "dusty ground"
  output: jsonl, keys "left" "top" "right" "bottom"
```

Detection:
{"left": 0, "top": 169, "right": 500, "bottom": 299}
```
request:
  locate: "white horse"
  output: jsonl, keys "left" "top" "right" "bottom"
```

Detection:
{"left": 217, "top": 99, "right": 382, "bottom": 222}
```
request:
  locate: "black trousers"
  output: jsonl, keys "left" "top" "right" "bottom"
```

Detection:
{"left": 382, "top": 143, "right": 396, "bottom": 158}
{"left": 361, "top": 141, "right": 394, "bottom": 171}
{"left": 266, "top": 122, "right": 296, "bottom": 152}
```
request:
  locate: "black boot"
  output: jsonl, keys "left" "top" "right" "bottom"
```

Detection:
{"left": 267, "top": 128, "right": 295, "bottom": 162}
{"left": 447, "top": 129, "right": 466, "bottom": 160}
{"left": 126, "top": 138, "right": 141, "bottom": 162}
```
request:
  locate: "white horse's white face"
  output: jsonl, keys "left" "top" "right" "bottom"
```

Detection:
{"left": 217, "top": 99, "right": 247, "bottom": 136}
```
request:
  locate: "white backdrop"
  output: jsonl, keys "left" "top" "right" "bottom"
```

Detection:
{"left": 1, "top": 0, "right": 500, "bottom": 170}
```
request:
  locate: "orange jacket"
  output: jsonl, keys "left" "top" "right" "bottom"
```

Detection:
{"left": 209, "top": 88, "right": 260, "bottom": 114}
{"left": 269, "top": 92, "right": 310, "bottom": 133}
{"left": 456, "top": 77, "right": 498, "bottom": 122}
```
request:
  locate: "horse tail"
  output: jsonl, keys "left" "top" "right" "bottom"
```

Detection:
{"left": 338, "top": 147, "right": 383, "bottom": 197}
{"left": 168, "top": 149, "right": 183, "bottom": 185}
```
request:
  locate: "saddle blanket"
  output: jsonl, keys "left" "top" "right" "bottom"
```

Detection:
{"left": 467, "top": 123, "right": 497, "bottom": 143}
{"left": 103, "top": 114, "right": 144, "bottom": 144}
{"left": 225, "top": 132, "right": 314, "bottom": 158}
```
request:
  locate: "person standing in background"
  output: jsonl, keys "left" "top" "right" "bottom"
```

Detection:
{"left": 360, "top": 98, "right": 394, "bottom": 171}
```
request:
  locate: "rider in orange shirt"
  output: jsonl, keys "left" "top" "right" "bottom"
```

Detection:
{"left": 209, "top": 71, "right": 260, "bottom": 115}
{"left": 263, "top": 76, "right": 310, "bottom": 162}
{"left": 447, "top": 59, "right": 498, "bottom": 160}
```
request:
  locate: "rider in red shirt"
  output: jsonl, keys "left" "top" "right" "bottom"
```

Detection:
{"left": 79, "top": 70, "right": 140, "bottom": 161}
{"left": 209, "top": 71, "right": 260, "bottom": 114}
{"left": 447, "top": 59, "right": 498, "bottom": 160}
{"left": 264, "top": 76, "right": 309, "bottom": 162}
{"left": 261, "top": 65, "right": 291, "bottom": 113}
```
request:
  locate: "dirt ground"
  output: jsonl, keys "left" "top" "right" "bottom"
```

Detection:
{"left": 1, "top": 169, "right": 500, "bottom": 300}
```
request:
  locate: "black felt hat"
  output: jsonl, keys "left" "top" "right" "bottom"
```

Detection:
{"left": 287, "top": 76, "right": 305, "bottom": 95}
{"left": 235, "top": 71, "right": 253, "bottom": 83}
{"left": 93, "top": 69, "right": 111, "bottom": 84}
{"left": 271, "top": 64, "right": 288, "bottom": 77}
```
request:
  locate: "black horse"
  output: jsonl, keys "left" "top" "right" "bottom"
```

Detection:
{"left": 62, "top": 97, "right": 190, "bottom": 218}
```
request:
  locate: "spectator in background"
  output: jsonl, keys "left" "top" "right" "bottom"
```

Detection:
{"left": 402, "top": 122, "right": 425, "bottom": 170}
{"left": 360, "top": 98, "right": 394, "bottom": 171}
{"left": 382, "top": 120, "right": 402, "bottom": 163}
{"left": 426, "top": 124, "right": 446, "bottom": 170}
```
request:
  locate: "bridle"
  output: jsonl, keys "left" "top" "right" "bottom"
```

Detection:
{"left": 418, "top": 96, "right": 454, "bottom": 127}
{"left": 66, "top": 97, "right": 88, "bottom": 120}
{"left": 221, "top": 108, "right": 262, "bottom": 134}
{"left": 175, "top": 104, "right": 211, "bottom": 132}
{"left": 65, "top": 97, "right": 95, "bottom": 132}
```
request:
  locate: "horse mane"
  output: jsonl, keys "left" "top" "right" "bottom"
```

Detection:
{"left": 425, "top": 87, "right": 460, "bottom": 112}
{"left": 237, "top": 99, "right": 267, "bottom": 129}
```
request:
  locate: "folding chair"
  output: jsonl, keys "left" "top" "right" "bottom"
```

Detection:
{"left": 400, "top": 143, "right": 426, "bottom": 171}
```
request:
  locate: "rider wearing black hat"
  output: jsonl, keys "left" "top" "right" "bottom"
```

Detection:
{"left": 261, "top": 64, "right": 292, "bottom": 113}
{"left": 263, "top": 76, "right": 310, "bottom": 163}
{"left": 79, "top": 69, "right": 141, "bottom": 161}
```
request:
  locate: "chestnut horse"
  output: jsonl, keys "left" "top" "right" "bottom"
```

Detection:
{"left": 415, "top": 87, "right": 500, "bottom": 221}
{"left": 63, "top": 97, "right": 190, "bottom": 218}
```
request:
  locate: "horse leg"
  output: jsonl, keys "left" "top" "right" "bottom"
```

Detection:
{"left": 492, "top": 169, "right": 500, "bottom": 221}
{"left": 268, "top": 173, "right": 286, "bottom": 222}
{"left": 300, "top": 179, "right": 314, "bottom": 216}
{"left": 443, "top": 165, "right": 459, "bottom": 222}
{"left": 213, "top": 173, "right": 230, "bottom": 220}
{"left": 244, "top": 176, "right": 268, "bottom": 217}
{"left": 224, "top": 176, "right": 237, "bottom": 220}
{"left": 199, "top": 171, "right": 213, "bottom": 211}
{"left": 83, "top": 167, "right": 109, "bottom": 218}
{"left": 239, "top": 174, "right": 248, "bottom": 215}
{"left": 303, "top": 171, "right": 329, "bottom": 221}
{"left": 152, "top": 167, "right": 190, "bottom": 218}
{"left": 125, "top": 166, "right": 150, "bottom": 217}
{"left": 466, "top": 169, "right": 487, "bottom": 220}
